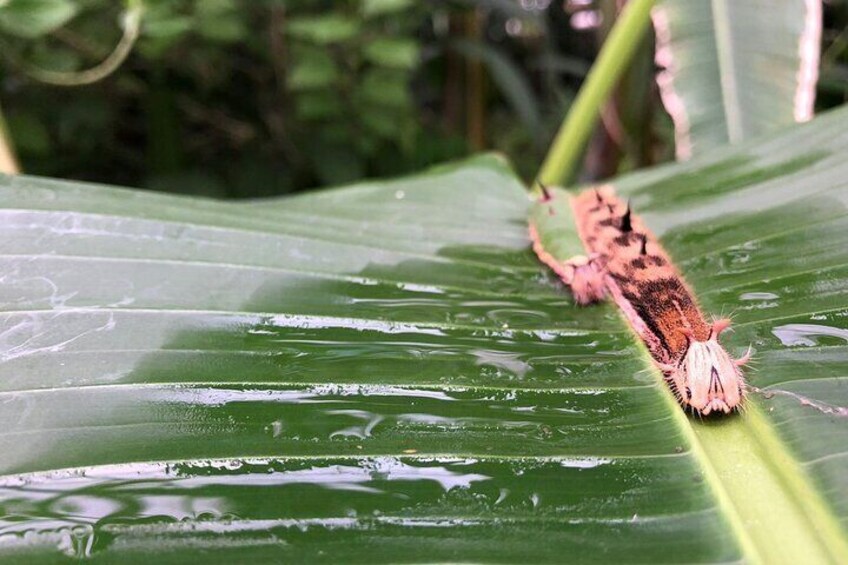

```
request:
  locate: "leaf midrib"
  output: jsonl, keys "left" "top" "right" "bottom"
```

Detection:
{"left": 711, "top": 0, "right": 744, "bottom": 143}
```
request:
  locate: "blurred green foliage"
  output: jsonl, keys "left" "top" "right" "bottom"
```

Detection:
{"left": 820, "top": 0, "right": 848, "bottom": 111}
{"left": 0, "top": 0, "right": 844, "bottom": 197}
{"left": 0, "top": 0, "right": 604, "bottom": 196}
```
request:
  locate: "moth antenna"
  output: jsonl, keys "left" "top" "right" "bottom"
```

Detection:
{"left": 711, "top": 318, "right": 732, "bottom": 338}
{"left": 734, "top": 345, "right": 753, "bottom": 367}
{"left": 638, "top": 234, "right": 648, "bottom": 255}
{"left": 721, "top": 306, "right": 738, "bottom": 323}
{"left": 539, "top": 183, "right": 552, "bottom": 202}
{"left": 620, "top": 203, "right": 632, "bottom": 232}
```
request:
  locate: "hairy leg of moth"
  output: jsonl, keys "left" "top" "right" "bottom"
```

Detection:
{"left": 563, "top": 254, "right": 607, "bottom": 305}
{"left": 569, "top": 186, "right": 751, "bottom": 416}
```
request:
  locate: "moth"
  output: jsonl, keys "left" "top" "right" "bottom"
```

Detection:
{"left": 529, "top": 185, "right": 750, "bottom": 415}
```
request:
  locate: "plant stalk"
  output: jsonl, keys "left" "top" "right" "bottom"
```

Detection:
{"left": 0, "top": 102, "right": 20, "bottom": 175}
{"left": 536, "top": 0, "right": 656, "bottom": 188}
{"left": 23, "top": 0, "right": 143, "bottom": 87}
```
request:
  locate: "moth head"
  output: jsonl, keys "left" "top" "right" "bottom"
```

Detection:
{"left": 664, "top": 319, "right": 749, "bottom": 415}
{"left": 563, "top": 254, "right": 607, "bottom": 306}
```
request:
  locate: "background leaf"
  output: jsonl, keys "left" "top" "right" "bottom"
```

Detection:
{"left": 288, "top": 49, "right": 340, "bottom": 91}
{"left": 286, "top": 14, "right": 361, "bottom": 45}
{"left": 0, "top": 103, "right": 847, "bottom": 560}
{"left": 452, "top": 39, "right": 544, "bottom": 140}
{"left": 652, "top": 0, "right": 822, "bottom": 159}
{"left": 361, "top": 0, "right": 414, "bottom": 18}
{"left": 363, "top": 37, "right": 420, "bottom": 70}
{"left": 0, "top": 0, "right": 77, "bottom": 38}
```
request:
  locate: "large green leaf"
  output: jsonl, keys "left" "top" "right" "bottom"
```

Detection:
{"left": 0, "top": 0, "right": 78, "bottom": 39}
{"left": 0, "top": 103, "right": 847, "bottom": 561}
{"left": 652, "top": 0, "right": 822, "bottom": 158}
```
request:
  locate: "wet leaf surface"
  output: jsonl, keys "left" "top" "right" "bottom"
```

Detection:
{"left": 1, "top": 101, "right": 847, "bottom": 560}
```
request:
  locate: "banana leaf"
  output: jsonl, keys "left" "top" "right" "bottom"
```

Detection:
{"left": 652, "top": 0, "right": 821, "bottom": 158}
{"left": 0, "top": 105, "right": 846, "bottom": 561}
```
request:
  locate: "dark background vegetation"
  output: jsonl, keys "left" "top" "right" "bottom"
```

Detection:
{"left": 1, "top": 0, "right": 848, "bottom": 198}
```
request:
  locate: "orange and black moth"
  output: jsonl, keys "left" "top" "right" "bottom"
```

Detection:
{"left": 529, "top": 184, "right": 750, "bottom": 416}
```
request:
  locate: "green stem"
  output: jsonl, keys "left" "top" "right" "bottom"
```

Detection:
{"left": 536, "top": 0, "right": 656, "bottom": 188}
{"left": 23, "top": 0, "right": 144, "bottom": 87}
{"left": 0, "top": 102, "right": 20, "bottom": 175}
